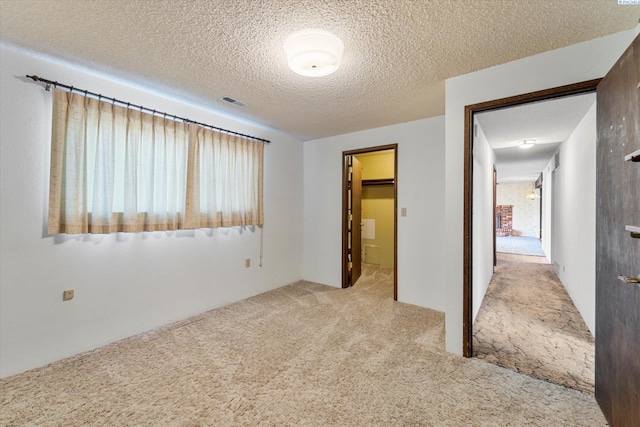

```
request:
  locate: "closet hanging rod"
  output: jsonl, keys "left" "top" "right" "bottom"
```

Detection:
{"left": 26, "top": 75, "right": 271, "bottom": 144}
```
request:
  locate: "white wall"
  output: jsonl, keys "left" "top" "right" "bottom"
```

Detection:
{"left": 541, "top": 161, "right": 553, "bottom": 259}
{"left": 0, "top": 45, "right": 304, "bottom": 378}
{"left": 303, "top": 117, "right": 446, "bottom": 311}
{"left": 471, "top": 121, "right": 496, "bottom": 321}
{"left": 550, "top": 102, "right": 597, "bottom": 335}
{"left": 444, "top": 28, "right": 638, "bottom": 355}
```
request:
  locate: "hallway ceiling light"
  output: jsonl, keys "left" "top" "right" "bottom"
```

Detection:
{"left": 284, "top": 29, "right": 344, "bottom": 77}
{"left": 518, "top": 139, "right": 536, "bottom": 149}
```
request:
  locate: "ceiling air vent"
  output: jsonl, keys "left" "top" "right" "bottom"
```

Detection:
{"left": 221, "top": 97, "right": 246, "bottom": 108}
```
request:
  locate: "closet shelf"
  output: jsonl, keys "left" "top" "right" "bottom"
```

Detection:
{"left": 362, "top": 178, "right": 394, "bottom": 187}
{"left": 624, "top": 148, "right": 640, "bottom": 162}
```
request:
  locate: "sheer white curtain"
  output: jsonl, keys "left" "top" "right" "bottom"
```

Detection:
{"left": 185, "top": 126, "right": 264, "bottom": 228}
{"left": 48, "top": 88, "right": 263, "bottom": 234}
{"left": 49, "top": 88, "right": 189, "bottom": 233}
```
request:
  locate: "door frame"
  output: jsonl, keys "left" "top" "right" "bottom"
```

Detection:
{"left": 493, "top": 166, "right": 497, "bottom": 268}
{"left": 342, "top": 144, "right": 398, "bottom": 300}
{"left": 535, "top": 173, "right": 543, "bottom": 239}
{"left": 462, "top": 79, "right": 601, "bottom": 357}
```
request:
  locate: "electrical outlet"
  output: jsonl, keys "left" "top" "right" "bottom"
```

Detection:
{"left": 63, "top": 289, "right": 74, "bottom": 301}
{"left": 245, "top": 258, "right": 251, "bottom": 268}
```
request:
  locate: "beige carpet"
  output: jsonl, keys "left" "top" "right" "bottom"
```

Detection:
{"left": 473, "top": 257, "right": 595, "bottom": 393}
{"left": 1, "top": 265, "right": 605, "bottom": 426}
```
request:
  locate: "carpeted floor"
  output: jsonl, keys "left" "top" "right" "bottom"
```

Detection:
{"left": 1, "top": 265, "right": 605, "bottom": 426}
{"left": 473, "top": 257, "right": 595, "bottom": 393}
{"left": 496, "top": 236, "right": 546, "bottom": 257}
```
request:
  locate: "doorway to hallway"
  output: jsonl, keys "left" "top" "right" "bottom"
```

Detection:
{"left": 462, "top": 79, "right": 600, "bottom": 357}
{"left": 467, "top": 84, "right": 599, "bottom": 392}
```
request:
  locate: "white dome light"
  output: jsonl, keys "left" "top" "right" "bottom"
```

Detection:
{"left": 518, "top": 139, "right": 536, "bottom": 149}
{"left": 284, "top": 30, "right": 344, "bottom": 77}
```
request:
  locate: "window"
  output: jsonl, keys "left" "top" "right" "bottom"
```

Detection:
{"left": 48, "top": 89, "right": 263, "bottom": 234}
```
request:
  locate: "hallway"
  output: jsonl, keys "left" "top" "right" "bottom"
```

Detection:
{"left": 472, "top": 254, "right": 595, "bottom": 393}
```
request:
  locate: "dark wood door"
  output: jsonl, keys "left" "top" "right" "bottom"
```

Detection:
{"left": 350, "top": 156, "right": 362, "bottom": 285}
{"left": 595, "top": 34, "right": 640, "bottom": 427}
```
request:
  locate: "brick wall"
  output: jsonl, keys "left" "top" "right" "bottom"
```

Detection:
{"left": 496, "top": 205, "right": 513, "bottom": 236}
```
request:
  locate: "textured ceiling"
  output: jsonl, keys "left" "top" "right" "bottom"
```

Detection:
{"left": 0, "top": 1, "right": 638, "bottom": 141}
{"left": 476, "top": 93, "right": 596, "bottom": 183}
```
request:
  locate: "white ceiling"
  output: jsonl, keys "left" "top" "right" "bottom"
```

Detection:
{"left": 0, "top": 1, "right": 638, "bottom": 141}
{"left": 475, "top": 93, "right": 597, "bottom": 184}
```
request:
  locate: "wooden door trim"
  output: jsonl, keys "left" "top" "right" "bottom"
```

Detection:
{"left": 341, "top": 144, "right": 398, "bottom": 300}
{"left": 462, "top": 79, "right": 601, "bottom": 357}
{"left": 351, "top": 156, "right": 363, "bottom": 284}
{"left": 493, "top": 166, "right": 497, "bottom": 268}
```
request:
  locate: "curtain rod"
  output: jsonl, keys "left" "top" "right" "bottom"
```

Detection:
{"left": 26, "top": 75, "right": 271, "bottom": 144}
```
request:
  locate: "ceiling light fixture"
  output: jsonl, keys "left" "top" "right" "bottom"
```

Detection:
{"left": 284, "top": 29, "right": 344, "bottom": 77}
{"left": 526, "top": 183, "right": 540, "bottom": 200}
{"left": 518, "top": 139, "right": 536, "bottom": 149}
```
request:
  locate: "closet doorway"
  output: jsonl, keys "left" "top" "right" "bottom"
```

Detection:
{"left": 341, "top": 144, "right": 398, "bottom": 300}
